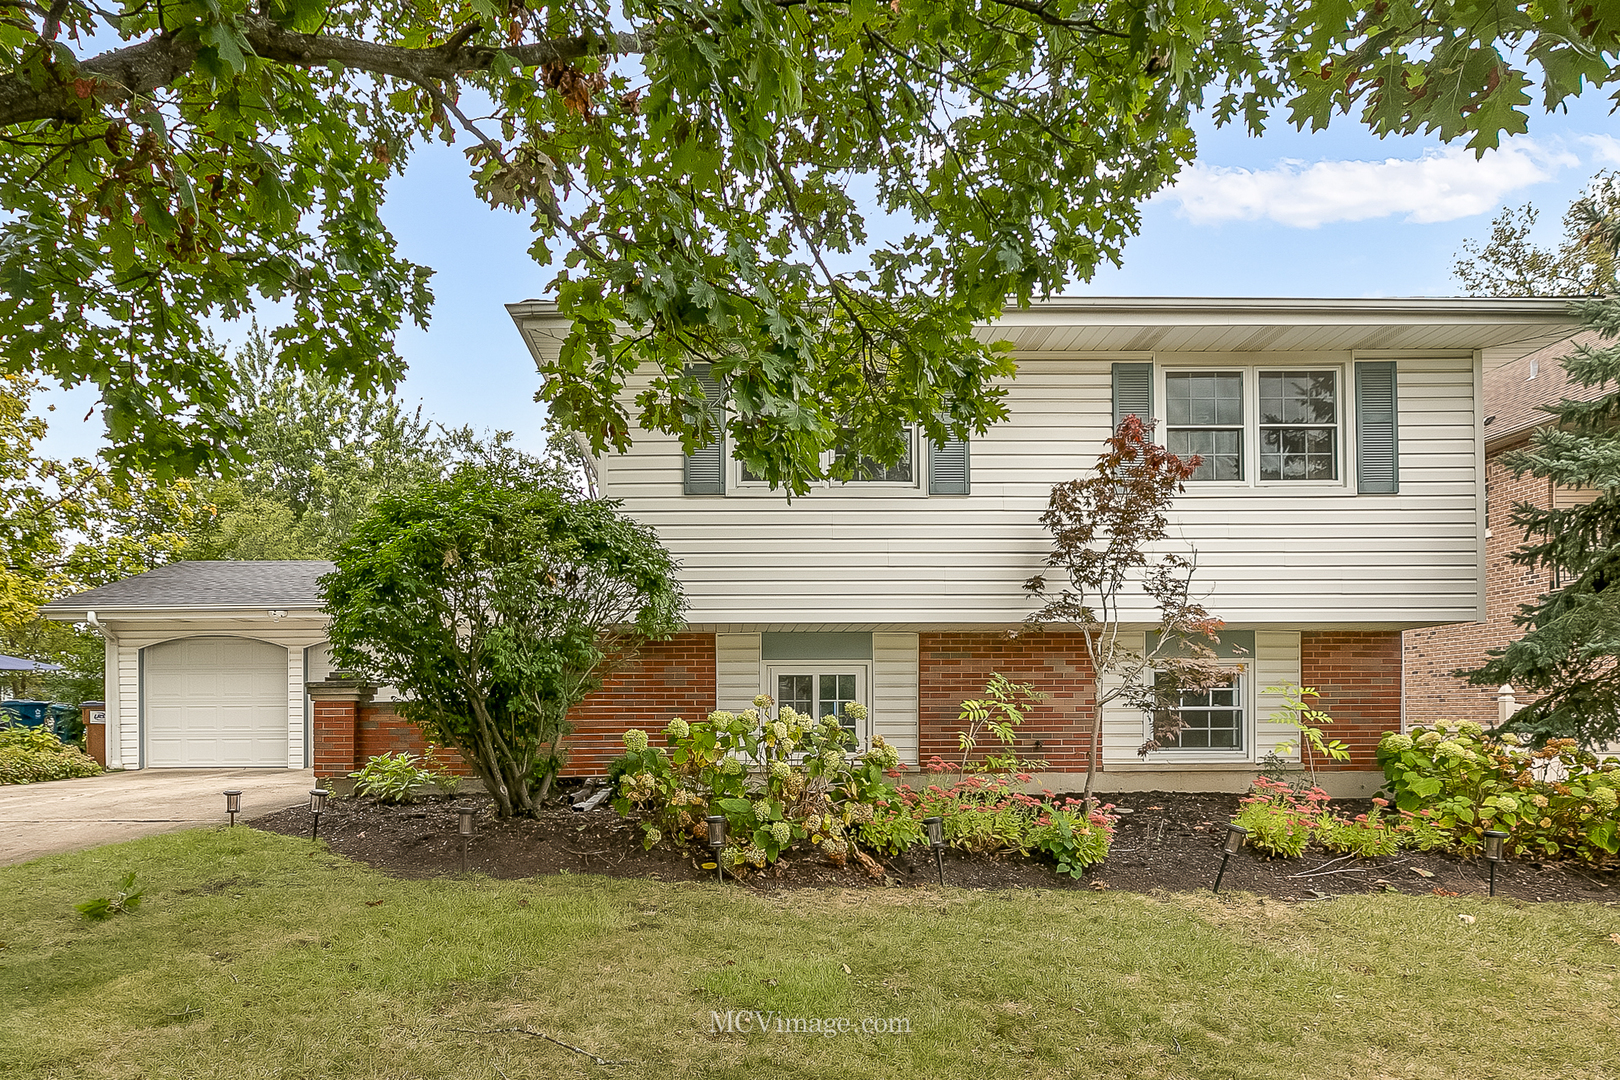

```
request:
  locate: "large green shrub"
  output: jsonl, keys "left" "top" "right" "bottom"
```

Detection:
{"left": 0, "top": 723, "right": 102, "bottom": 785}
{"left": 1379, "top": 722, "right": 1620, "bottom": 864}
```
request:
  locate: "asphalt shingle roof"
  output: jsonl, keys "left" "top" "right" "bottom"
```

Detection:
{"left": 1484, "top": 330, "right": 1609, "bottom": 447}
{"left": 41, "top": 560, "right": 334, "bottom": 613}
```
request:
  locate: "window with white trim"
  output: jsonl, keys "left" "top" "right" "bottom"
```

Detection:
{"left": 1166, "top": 371, "right": 1244, "bottom": 481}
{"left": 739, "top": 428, "right": 917, "bottom": 489}
{"left": 1155, "top": 669, "right": 1246, "bottom": 752}
{"left": 1259, "top": 370, "right": 1339, "bottom": 480}
{"left": 1160, "top": 366, "right": 1342, "bottom": 485}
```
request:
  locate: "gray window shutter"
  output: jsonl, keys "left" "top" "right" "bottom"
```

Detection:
{"left": 1112, "top": 362, "right": 1154, "bottom": 429}
{"left": 683, "top": 365, "right": 725, "bottom": 495}
{"left": 929, "top": 437, "right": 971, "bottom": 495}
{"left": 1355, "top": 361, "right": 1399, "bottom": 494}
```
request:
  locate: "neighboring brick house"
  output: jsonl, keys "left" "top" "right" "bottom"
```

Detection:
{"left": 1402, "top": 331, "right": 1607, "bottom": 727}
{"left": 45, "top": 297, "right": 1580, "bottom": 797}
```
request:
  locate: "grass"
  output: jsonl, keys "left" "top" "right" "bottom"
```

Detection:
{"left": 1, "top": 830, "right": 1618, "bottom": 1079}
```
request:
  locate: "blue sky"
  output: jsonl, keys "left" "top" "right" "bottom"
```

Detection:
{"left": 35, "top": 88, "right": 1619, "bottom": 463}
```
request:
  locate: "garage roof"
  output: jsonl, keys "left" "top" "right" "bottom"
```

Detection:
{"left": 41, "top": 560, "right": 334, "bottom": 616}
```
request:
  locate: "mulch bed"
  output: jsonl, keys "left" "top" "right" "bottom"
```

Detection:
{"left": 253, "top": 788, "right": 1620, "bottom": 903}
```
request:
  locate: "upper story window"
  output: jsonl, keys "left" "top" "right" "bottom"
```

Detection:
{"left": 1166, "top": 372, "right": 1244, "bottom": 481}
{"left": 1160, "top": 366, "right": 1341, "bottom": 485}
{"left": 739, "top": 426, "right": 918, "bottom": 488}
{"left": 1259, "top": 371, "right": 1339, "bottom": 481}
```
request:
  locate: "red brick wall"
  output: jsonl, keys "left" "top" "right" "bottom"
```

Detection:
{"left": 1402, "top": 448, "right": 1552, "bottom": 726}
{"left": 565, "top": 632, "right": 717, "bottom": 774}
{"left": 918, "top": 632, "right": 1097, "bottom": 771}
{"left": 1301, "top": 630, "right": 1403, "bottom": 768}
{"left": 311, "top": 698, "right": 358, "bottom": 779}
{"left": 309, "top": 633, "right": 717, "bottom": 782}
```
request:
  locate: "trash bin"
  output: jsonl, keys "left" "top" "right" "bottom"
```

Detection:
{"left": 0, "top": 700, "right": 87, "bottom": 745}
{"left": 82, "top": 701, "right": 106, "bottom": 766}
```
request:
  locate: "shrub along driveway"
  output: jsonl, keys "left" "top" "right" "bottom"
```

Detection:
{"left": 0, "top": 768, "right": 315, "bottom": 865}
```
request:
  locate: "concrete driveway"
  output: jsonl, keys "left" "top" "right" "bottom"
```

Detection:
{"left": 0, "top": 768, "right": 316, "bottom": 865}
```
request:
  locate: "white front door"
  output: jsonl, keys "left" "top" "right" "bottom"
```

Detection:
{"left": 143, "top": 637, "right": 290, "bottom": 767}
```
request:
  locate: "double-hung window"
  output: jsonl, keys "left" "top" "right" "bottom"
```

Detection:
{"left": 1259, "top": 371, "right": 1339, "bottom": 481}
{"left": 1162, "top": 367, "right": 1341, "bottom": 485}
{"left": 1166, "top": 372, "right": 1244, "bottom": 481}
{"left": 740, "top": 427, "right": 917, "bottom": 488}
{"left": 1157, "top": 672, "right": 1245, "bottom": 750}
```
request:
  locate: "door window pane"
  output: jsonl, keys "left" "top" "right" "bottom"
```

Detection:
{"left": 777, "top": 674, "right": 813, "bottom": 718}
{"left": 819, "top": 673, "right": 858, "bottom": 731}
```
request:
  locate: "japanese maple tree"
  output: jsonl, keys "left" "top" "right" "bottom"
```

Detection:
{"left": 1025, "top": 414, "right": 1230, "bottom": 805}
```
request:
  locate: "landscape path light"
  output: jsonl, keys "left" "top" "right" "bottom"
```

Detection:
{"left": 223, "top": 790, "right": 243, "bottom": 827}
{"left": 1213, "top": 822, "right": 1248, "bottom": 894}
{"left": 924, "top": 816, "right": 945, "bottom": 887}
{"left": 707, "top": 815, "right": 727, "bottom": 884}
{"left": 1483, "top": 829, "right": 1508, "bottom": 897}
{"left": 309, "top": 788, "right": 330, "bottom": 841}
{"left": 458, "top": 805, "right": 477, "bottom": 872}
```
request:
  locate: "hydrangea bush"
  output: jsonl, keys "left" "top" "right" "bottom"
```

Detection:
{"left": 611, "top": 692, "right": 1118, "bottom": 879}
{"left": 612, "top": 695, "right": 899, "bottom": 870}
{"left": 1379, "top": 722, "right": 1620, "bottom": 863}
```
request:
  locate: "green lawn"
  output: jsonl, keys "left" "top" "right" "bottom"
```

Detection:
{"left": 2, "top": 830, "right": 1617, "bottom": 1079}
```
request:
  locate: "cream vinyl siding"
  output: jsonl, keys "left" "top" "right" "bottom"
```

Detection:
{"left": 872, "top": 632, "right": 921, "bottom": 765}
{"left": 716, "top": 633, "right": 762, "bottom": 713}
{"left": 1101, "top": 630, "right": 1301, "bottom": 767}
{"left": 596, "top": 354, "right": 1484, "bottom": 629}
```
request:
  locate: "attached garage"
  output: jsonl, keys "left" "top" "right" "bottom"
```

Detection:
{"left": 41, "top": 561, "right": 333, "bottom": 770}
{"left": 144, "top": 637, "right": 291, "bottom": 767}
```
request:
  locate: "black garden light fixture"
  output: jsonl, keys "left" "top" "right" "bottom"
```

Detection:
{"left": 308, "top": 788, "right": 331, "bottom": 840}
{"left": 706, "top": 815, "right": 727, "bottom": 883}
{"left": 924, "top": 816, "right": 945, "bottom": 887}
{"left": 223, "top": 790, "right": 243, "bottom": 827}
{"left": 1213, "top": 822, "right": 1248, "bottom": 894}
{"left": 1483, "top": 829, "right": 1508, "bottom": 897}
{"left": 457, "top": 804, "right": 477, "bottom": 872}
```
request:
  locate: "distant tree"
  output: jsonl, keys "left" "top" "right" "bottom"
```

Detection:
{"left": 322, "top": 457, "right": 682, "bottom": 816}
{"left": 1454, "top": 172, "right": 1620, "bottom": 297}
{"left": 1024, "top": 416, "right": 1229, "bottom": 806}
{"left": 1467, "top": 196, "right": 1620, "bottom": 746}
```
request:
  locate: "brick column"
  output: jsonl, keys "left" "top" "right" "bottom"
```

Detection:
{"left": 307, "top": 678, "right": 375, "bottom": 783}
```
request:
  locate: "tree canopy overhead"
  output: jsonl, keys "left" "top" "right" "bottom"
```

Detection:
{"left": 5, "top": 0, "right": 1618, "bottom": 488}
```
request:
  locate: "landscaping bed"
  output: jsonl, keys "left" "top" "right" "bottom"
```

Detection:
{"left": 252, "top": 787, "right": 1619, "bottom": 902}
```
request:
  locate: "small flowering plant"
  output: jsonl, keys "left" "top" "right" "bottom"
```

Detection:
{"left": 611, "top": 695, "right": 903, "bottom": 870}
{"left": 1378, "top": 723, "right": 1620, "bottom": 864}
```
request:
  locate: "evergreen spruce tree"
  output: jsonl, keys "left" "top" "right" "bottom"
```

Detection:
{"left": 1469, "top": 201, "right": 1620, "bottom": 745}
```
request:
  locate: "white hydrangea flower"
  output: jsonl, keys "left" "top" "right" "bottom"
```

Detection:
{"left": 769, "top": 821, "right": 792, "bottom": 846}
{"left": 1458, "top": 720, "right": 1484, "bottom": 739}
{"left": 769, "top": 760, "right": 791, "bottom": 781}
{"left": 665, "top": 717, "right": 691, "bottom": 739}
{"left": 622, "top": 729, "right": 649, "bottom": 753}
{"left": 709, "top": 710, "right": 736, "bottom": 726}
{"left": 753, "top": 693, "right": 774, "bottom": 709}
{"left": 1382, "top": 733, "right": 1414, "bottom": 752}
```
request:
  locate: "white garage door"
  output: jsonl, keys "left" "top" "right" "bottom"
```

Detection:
{"left": 144, "top": 637, "right": 289, "bottom": 767}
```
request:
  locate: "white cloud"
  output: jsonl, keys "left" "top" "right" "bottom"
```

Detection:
{"left": 1166, "top": 140, "right": 1579, "bottom": 229}
{"left": 1580, "top": 134, "right": 1620, "bottom": 166}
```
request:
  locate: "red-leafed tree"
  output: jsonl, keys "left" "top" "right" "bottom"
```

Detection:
{"left": 1024, "top": 415, "right": 1230, "bottom": 806}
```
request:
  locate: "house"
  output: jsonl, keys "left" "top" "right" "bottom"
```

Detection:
{"left": 44, "top": 297, "right": 1577, "bottom": 796}
{"left": 1402, "top": 329, "right": 1608, "bottom": 726}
